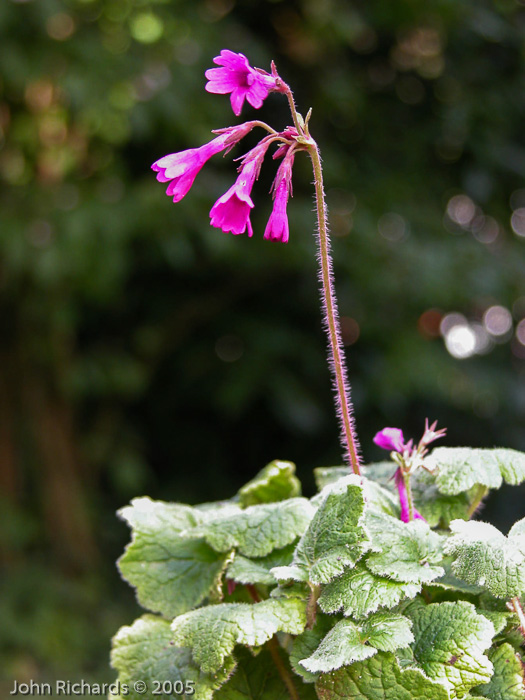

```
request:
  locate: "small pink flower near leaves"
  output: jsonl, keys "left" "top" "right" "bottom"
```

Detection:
{"left": 205, "top": 50, "right": 276, "bottom": 116}
{"left": 151, "top": 123, "right": 255, "bottom": 202}
{"left": 373, "top": 427, "right": 405, "bottom": 453}
{"left": 264, "top": 153, "right": 294, "bottom": 244}
{"left": 209, "top": 143, "right": 269, "bottom": 236}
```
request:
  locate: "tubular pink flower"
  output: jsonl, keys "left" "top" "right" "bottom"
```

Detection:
{"left": 151, "top": 122, "right": 255, "bottom": 202}
{"left": 209, "top": 162, "right": 256, "bottom": 236}
{"left": 264, "top": 153, "right": 295, "bottom": 244}
{"left": 205, "top": 50, "right": 277, "bottom": 116}
{"left": 373, "top": 427, "right": 406, "bottom": 453}
{"left": 209, "top": 141, "right": 270, "bottom": 236}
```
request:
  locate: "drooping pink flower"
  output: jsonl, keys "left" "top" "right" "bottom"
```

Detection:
{"left": 395, "top": 468, "right": 426, "bottom": 523}
{"left": 373, "top": 427, "right": 406, "bottom": 453}
{"left": 205, "top": 50, "right": 277, "bottom": 116}
{"left": 209, "top": 140, "right": 272, "bottom": 236}
{"left": 151, "top": 122, "right": 255, "bottom": 202}
{"left": 264, "top": 151, "right": 294, "bottom": 244}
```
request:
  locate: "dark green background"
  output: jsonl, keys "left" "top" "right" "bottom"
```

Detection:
{"left": 1, "top": 0, "right": 525, "bottom": 687}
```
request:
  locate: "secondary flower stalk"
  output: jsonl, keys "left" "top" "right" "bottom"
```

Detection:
{"left": 374, "top": 420, "right": 446, "bottom": 522}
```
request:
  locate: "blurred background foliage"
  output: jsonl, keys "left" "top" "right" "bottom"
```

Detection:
{"left": 2, "top": 0, "right": 525, "bottom": 688}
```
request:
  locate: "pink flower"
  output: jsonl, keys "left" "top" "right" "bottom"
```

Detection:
{"left": 264, "top": 153, "right": 294, "bottom": 244}
{"left": 205, "top": 50, "right": 276, "bottom": 116}
{"left": 373, "top": 427, "right": 406, "bottom": 453}
{"left": 209, "top": 141, "right": 270, "bottom": 236}
{"left": 209, "top": 162, "right": 257, "bottom": 236}
{"left": 151, "top": 123, "right": 255, "bottom": 202}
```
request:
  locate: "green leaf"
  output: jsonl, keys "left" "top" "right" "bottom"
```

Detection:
{"left": 110, "top": 615, "right": 235, "bottom": 700}
{"left": 272, "top": 476, "right": 370, "bottom": 585}
{"left": 362, "top": 611, "right": 414, "bottom": 652}
{"left": 315, "top": 651, "right": 449, "bottom": 700}
{"left": 171, "top": 597, "right": 306, "bottom": 673}
{"left": 191, "top": 498, "right": 314, "bottom": 558}
{"left": 444, "top": 519, "right": 525, "bottom": 598}
{"left": 300, "top": 613, "right": 413, "bottom": 673}
{"left": 226, "top": 544, "right": 296, "bottom": 586}
{"left": 314, "top": 466, "right": 349, "bottom": 491}
{"left": 318, "top": 562, "right": 421, "bottom": 619}
{"left": 119, "top": 497, "right": 202, "bottom": 532}
{"left": 214, "top": 646, "right": 317, "bottom": 700}
{"left": 472, "top": 643, "right": 525, "bottom": 700}
{"left": 509, "top": 516, "right": 525, "bottom": 537}
{"left": 290, "top": 614, "right": 335, "bottom": 684}
{"left": 409, "top": 601, "right": 495, "bottom": 698}
{"left": 238, "top": 460, "right": 301, "bottom": 506}
{"left": 300, "top": 619, "right": 377, "bottom": 673}
{"left": 118, "top": 498, "right": 230, "bottom": 618}
{"left": 410, "top": 469, "right": 472, "bottom": 527}
{"left": 425, "top": 447, "right": 525, "bottom": 496}
{"left": 365, "top": 514, "right": 445, "bottom": 584}
{"left": 314, "top": 465, "right": 399, "bottom": 517}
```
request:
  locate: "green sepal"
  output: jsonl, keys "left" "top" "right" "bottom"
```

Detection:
{"left": 110, "top": 615, "right": 235, "bottom": 700}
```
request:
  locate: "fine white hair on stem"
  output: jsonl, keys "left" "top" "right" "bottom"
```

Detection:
{"left": 309, "top": 148, "right": 362, "bottom": 473}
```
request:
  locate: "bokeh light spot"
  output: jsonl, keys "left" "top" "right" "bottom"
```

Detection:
{"left": 510, "top": 208, "right": 525, "bottom": 237}
{"left": 378, "top": 212, "right": 408, "bottom": 241}
{"left": 341, "top": 317, "right": 360, "bottom": 346}
{"left": 46, "top": 13, "right": 76, "bottom": 41}
{"left": 418, "top": 309, "right": 442, "bottom": 338}
{"left": 483, "top": 305, "right": 512, "bottom": 337}
{"left": 215, "top": 335, "right": 244, "bottom": 363}
{"left": 130, "top": 13, "right": 163, "bottom": 44}
{"left": 444, "top": 324, "right": 477, "bottom": 359}
{"left": 516, "top": 319, "right": 525, "bottom": 346}
{"left": 446, "top": 194, "right": 475, "bottom": 227}
{"left": 471, "top": 215, "right": 499, "bottom": 245}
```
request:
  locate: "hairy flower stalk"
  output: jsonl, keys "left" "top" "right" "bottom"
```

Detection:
{"left": 307, "top": 143, "right": 361, "bottom": 475}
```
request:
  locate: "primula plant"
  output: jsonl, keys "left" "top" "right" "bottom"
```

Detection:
{"left": 110, "top": 51, "right": 525, "bottom": 700}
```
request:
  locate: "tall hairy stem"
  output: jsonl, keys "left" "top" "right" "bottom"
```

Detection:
{"left": 307, "top": 143, "right": 361, "bottom": 475}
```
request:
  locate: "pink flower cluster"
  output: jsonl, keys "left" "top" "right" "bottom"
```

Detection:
{"left": 151, "top": 50, "right": 297, "bottom": 243}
